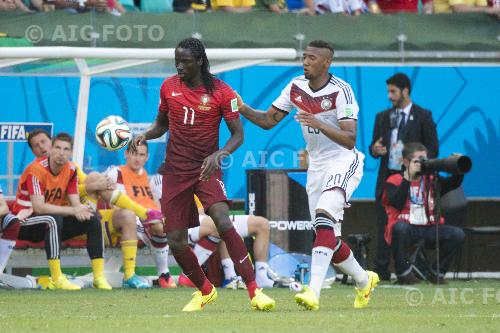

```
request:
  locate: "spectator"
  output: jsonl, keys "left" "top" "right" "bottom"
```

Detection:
{"left": 286, "top": 0, "right": 315, "bottom": 14}
{"left": 369, "top": 72, "right": 438, "bottom": 281}
{"left": 0, "top": 0, "right": 16, "bottom": 10}
{"left": 210, "top": 0, "right": 255, "bottom": 12}
{"left": 377, "top": 0, "right": 433, "bottom": 14}
{"left": 0, "top": 0, "right": 34, "bottom": 11}
{"left": 254, "top": 0, "right": 288, "bottom": 13}
{"left": 382, "top": 143, "right": 465, "bottom": 284}
{"left": 173, "top": 0, "right": 207, "bottom": 12}
{"left": 315, "top": 0, "right": 364, "bottom": 15}
{"left": 433, "top": 0, "right": 500, "bottom": 14}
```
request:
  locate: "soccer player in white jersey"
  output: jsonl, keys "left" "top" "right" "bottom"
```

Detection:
{"left": 150, "top": 173, "right": 275, "bottom": 288}
{"left": 237, "top": 40, "right": 379, "bottom": 310}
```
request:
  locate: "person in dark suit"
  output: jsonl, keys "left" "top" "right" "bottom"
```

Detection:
{"left": 369, "top": 73, "right": 439, "bottom": 280}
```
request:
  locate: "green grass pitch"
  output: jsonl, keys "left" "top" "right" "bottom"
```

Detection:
{"left": 1, "top": 280, "right": 499, "bottom": 333}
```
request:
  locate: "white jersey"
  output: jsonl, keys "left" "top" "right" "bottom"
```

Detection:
{"left": 149, "top": 174, "right": 163, "bottom": 202}
{"left": 272, "top": 74, "right": 360, "bottom": 171}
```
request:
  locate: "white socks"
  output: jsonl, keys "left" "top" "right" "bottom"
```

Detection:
{"left": 335, "top": 252, "right": 369, "bottom": 289}
{"left": 153, "top": 246, "right": 170, "bottom": 275}
{"left": 0, "top": 239, "right": 15, "bottom": 273}
{"left": 255, "top": 261, "right": 274, "bottom": 288}
{"left": 188, "top": 227, "right": 201, "bottom": 244}
{"left": 309, "top": 246, "right": 334, "bottom": 298}
{"left": 193, "top": 243, "right": 213, "bottom": 266}
{"left": 221, "top": 258, "right": 237, "bottom": 279}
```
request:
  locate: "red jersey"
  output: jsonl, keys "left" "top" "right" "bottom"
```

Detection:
{"left": 158, "top": 75, "right": 239, "bottom": 174}
{"left": 382, "top": 173, "right": 444, "bottom": 245}
{"left": 12, "top": 156, "right": 78, "bottom": 215}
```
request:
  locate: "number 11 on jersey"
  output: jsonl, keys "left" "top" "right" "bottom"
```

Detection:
{"left": 183, "top": 106, "right": 195, "bottom": 125}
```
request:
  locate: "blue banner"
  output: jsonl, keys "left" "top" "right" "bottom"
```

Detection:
{"left": 1, "top": 65, "right": 499, "bottom": 199}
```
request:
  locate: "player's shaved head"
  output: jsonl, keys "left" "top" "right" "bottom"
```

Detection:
{"left": 307, "top": 40, "right": 334, "bottom": 60}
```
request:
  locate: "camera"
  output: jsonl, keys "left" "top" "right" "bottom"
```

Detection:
{"left": 418, "top": 155, "right": 472, "bottom": 175}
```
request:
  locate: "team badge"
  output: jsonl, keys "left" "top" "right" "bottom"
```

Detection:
{"left": 320, "top": 98, "right": 332, "bottom": 110}
{"left": 198, "top": 94, "right": 211, "bottom": 111}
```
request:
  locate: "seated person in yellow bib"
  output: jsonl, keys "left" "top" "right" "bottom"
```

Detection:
{"left": 27, "top": 129, "right": 163, "bottom": 288}
{"left": 104, "top": 141, "right": 176, "bottom": 288}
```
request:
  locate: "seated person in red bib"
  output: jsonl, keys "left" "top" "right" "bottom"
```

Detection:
{"left": 383, "top": 142, "right": 465, "bottom": 285}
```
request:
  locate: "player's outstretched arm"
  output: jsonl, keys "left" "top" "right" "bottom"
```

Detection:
{"left": 200, "top": 118, "right": 244, "bottom": 181}
{"left": 238, "top": 104, "right": 287, "bottom": 130}
{"left": 295, "top": 111, "right": 357, "bottom": 150}
{"left": 131, "top": 111, "right": 169, "bottom": 151}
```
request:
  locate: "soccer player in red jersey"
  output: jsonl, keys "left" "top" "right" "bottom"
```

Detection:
{"left": 132, "top": 38, "right": 275, "bottom": 312}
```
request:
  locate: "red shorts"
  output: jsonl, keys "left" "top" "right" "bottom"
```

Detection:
{"left": 161, "top": 170, "right": 229, "bottom": 233}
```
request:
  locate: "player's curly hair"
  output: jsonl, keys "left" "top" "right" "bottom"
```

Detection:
{"left": 176, "top": 37, "right": 215, "bottom": 95}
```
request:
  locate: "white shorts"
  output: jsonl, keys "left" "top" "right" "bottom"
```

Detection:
{"left": 307, "top": 150, "right": 364, "bottom": 236}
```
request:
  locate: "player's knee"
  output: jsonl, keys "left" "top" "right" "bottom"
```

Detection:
{"left": 1, "top": 215, "right": 21, "bottom": 240}
{"left": 209, "top": 210, "right": 232, "bottom": 233}
{"left": 112, "top": 209, "right": 135, "bottom": 229}
{"left": 149, "top": 223, "right": 164, "bottom": 236}
{"left": 166, "top": 231, "right": 187, "bottom": 252}
{"left": 254, "top": 216, "right": 270, "bottom": 234}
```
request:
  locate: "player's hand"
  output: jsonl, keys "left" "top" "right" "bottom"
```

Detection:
{"left": 129, "top": 134, "right": 146, "bottom": 153}
{"left": 295, "top": 111, "right": 322, "bottom": 129}
{"left": 16, "top": 208, "right": 33, "bottom": 221}
{"left": 200, "top": 151, "right": 228, "bottom": 181}
{"left": 73, "top": 204, "right": 93, "bottom": 221}
{"left": 372, "top": 137, "right": 387, "bottom": 156}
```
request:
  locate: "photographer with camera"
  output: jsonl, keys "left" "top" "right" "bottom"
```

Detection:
{"left": 370, "top": 73, "right": 439, "bottom": 281}
{"left": 382, "top": 142, "right": 467, "bottom": 284}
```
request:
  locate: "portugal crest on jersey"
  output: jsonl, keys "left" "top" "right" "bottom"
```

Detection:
{"left": 199, "top": 94, "right": 211, "bottom": 111}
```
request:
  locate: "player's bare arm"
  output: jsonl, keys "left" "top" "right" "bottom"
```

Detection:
{"left": 295, "top": 111, "right": 357, "bottom": 150}
{"left": 200, "top": 117, "right": 244, "bottom": 181}
{"left": 238, "top": 104, "right": 287, "bottom": 130}
{"left": 67, "top": 194, "right": 93, "bottom": 221}
{"left": 30, "top": 194, "right": 78, "bottom": 217}
{"left": 131, "top": 111, "right": 169, "bottom": 150}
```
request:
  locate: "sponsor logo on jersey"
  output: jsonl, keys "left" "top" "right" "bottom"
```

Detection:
{"left": 320, "top": 98, "right": 332, "bottom": 110}
{"left": 295, "top": 95, "right": 302, "bottom": 103}
{"left": 231, "top": 98, "right": 239, "bottom": 112}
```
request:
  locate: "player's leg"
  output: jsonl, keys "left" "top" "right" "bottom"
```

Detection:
{"left": 321, "top": 153, "right": 378, "bottom": 309}
{"left": 147, "top": 222, "right": 176, "bottom": 288}
{"left": 62, "top": 215, "right": 111, "bottom": 290}
{"left": 0, "top": 214, "right": 20, "bottom": 274}
{"left": 163, "top": 174, "right": 216, "bottom": 311}
{"left": 197, "top": 172, "right": 274, "bottom": 311}
{"left": 218, "top": 241, "right": 246, "bottom": 289}
{"left": 109, "top": 208, "right": 149, "bottom": 288}
{"left": 244, "top": 215, "right": 274, "bottom": 288}
{"left": 189, "top": 216, "right": 221, "bottom": 266}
